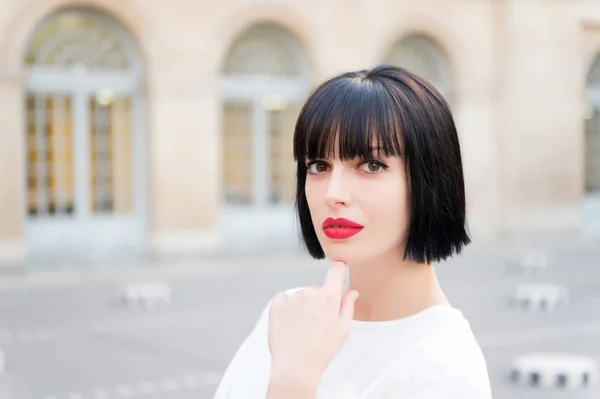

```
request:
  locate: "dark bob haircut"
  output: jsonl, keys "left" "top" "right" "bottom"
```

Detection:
{"left": 293, "top": 64, "right": 470, "bottom": 264}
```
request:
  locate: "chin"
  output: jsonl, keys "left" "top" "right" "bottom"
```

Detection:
{"left": 321, "top": 241, "right": 367, "bottom": 264}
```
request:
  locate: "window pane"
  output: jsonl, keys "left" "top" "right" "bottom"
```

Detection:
{"left": 269, "top": 105, "right": 300, "bottom": 204}
{"left": 89, "top": 95, "right": 134, "bottom": 214}
{"left": 223, "top": 103, "right": 253, "bottom": 204}
{"left": 26, "top": 93, "right": 75, "bottom": 217}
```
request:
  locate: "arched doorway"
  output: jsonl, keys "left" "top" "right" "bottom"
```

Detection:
{"left": 583, "top": 54, "right": 600, "bottom": 234}
{"left": 220, "top": 23, "right": 311, "bottom": 250}
{"left": 383, "top": 34, "right": 453, "bottom": 102}
{"left": 24, "top": 7, "right": 147, "bottom": 265}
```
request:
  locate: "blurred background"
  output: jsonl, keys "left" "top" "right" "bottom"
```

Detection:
{"left": 0, "top": 0, "right": 600, "bottom": 398}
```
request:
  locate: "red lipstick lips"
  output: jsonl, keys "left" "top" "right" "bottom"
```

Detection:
{"left": 322, "top": 217, "right": 364, "bottom": 240}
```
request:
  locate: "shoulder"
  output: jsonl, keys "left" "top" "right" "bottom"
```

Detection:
{"left": 407, "top": 311, "right": 492, "bottom": 396}
{"left": 370, "top": 307, "right": 491, "bottom": 397}
{"left": 416, "top": 310, "right": 488, "bottom": 368}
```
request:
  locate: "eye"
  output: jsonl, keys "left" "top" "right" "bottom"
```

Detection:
{"left": 359, "top": 160, "right": 388, "bottom": 174}
{"left": 306, "top": 161, "right": 329, "bottom": 175}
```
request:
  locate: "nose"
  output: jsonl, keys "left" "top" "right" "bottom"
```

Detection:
{"left": 324, "top": 167, "right": 351, "bottom": 207}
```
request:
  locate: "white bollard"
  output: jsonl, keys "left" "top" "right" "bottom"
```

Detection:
{"left": 0, "top": 348, "right": 5, "bottom": 374}
{"left": 511, "top": 284, "right": 568, "bottom": 312}
{"left": 510, "top": 250, "right": 552, "bottom": 275}
{"left": 510, "top": 352, "right": 598, "bottom": 389}
{"left": 120, "top": 282, "right": 172, "bottom": 310}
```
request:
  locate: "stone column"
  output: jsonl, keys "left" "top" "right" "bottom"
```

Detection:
{"left": 147, "top": 72, "right": 222, "bottom": 257}
{"left": 0, "top": 71, "right": 26, "bottom": 268}
{"left": 497, "top": 0, "right": 584, "bottom": 234}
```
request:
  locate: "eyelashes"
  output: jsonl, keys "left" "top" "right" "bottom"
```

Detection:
{"left": 305, "top": 158, "right": 389, "bottom": 175}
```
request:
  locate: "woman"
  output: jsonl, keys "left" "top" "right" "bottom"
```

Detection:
{"left": 214, "top": 65, "right": 493, "bottom": 399}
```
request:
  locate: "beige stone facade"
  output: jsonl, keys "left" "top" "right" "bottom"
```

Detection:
{"left": 0, "top": 0, "right": 599, "bottom": 268}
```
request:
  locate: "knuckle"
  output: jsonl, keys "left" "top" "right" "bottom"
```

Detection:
{"left": 297, "top": 288, "right": 313, "bottom": 301}
{"left": 271, "top": 291, "right": 287, "bottom": 306}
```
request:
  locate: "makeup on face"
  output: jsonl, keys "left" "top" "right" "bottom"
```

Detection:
{"left": 322, "top": 217, "right": 364, "bottom": 239}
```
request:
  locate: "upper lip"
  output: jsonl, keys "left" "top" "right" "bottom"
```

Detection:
{"left": 322, "top": 217, "right": 364, "bottom": 228}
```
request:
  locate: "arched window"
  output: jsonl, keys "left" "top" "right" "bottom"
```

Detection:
{"left": 221, "top": 23, "right": 309, "bottom": 206}
{"left": 223, "top": 23, "right": 305, "bottom": 77}
{"left": 25, "top": 10, "right": 133, "bottom": 71}
{"left": 24, "top": 7, "right": 146, "bottom": 262}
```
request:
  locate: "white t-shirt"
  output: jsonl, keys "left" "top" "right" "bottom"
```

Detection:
{"left": 214, "top": 288, "right": 493, "bottom": 399}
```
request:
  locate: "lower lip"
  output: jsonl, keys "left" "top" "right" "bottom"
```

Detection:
{"left": 323, "top": 227, "right": 363, "bottom": 239}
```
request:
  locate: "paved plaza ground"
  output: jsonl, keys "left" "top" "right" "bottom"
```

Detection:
{"left": 0, "top": 237, "right": 599, "bottom": 399}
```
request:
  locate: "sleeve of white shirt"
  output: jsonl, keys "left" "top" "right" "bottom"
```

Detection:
{"left": 213, "top": 302, "right": 272, "bottom": 399}
{"left": 378, "top": 374, "right": 493, "bottom": 399}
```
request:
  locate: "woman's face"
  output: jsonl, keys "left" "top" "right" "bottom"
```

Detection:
{"left": 304, "top": 145, "right": 410, "bottom": 265}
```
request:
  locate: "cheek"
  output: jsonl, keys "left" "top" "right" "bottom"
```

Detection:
{"left": 364, "top": 178, "right": 409, "bottom": 230}
{"left": 304, "top": 179, "right": 322, "bottom": 217}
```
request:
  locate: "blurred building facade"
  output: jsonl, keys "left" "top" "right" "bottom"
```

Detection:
{"left": 0, "top": 0, "right": 599, "bottom": 268}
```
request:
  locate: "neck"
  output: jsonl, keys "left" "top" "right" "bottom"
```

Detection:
{"left": 347, "top": 250, "right": 450, "bottom": 322}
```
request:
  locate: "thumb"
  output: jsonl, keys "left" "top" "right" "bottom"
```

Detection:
{"left": 339, "top": 290, "right": 359, "bottom": 329}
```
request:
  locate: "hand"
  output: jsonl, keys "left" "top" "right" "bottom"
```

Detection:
{"left": 267, "top": 262, "right": 360, "bottom": 385}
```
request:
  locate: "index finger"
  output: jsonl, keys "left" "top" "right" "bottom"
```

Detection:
{"left": 322, "top": 262, "right": 347, "bottom": 297}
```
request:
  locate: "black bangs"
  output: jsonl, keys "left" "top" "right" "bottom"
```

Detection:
{"left": 293, "top": 72, "right": 404, "bottom": 162}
